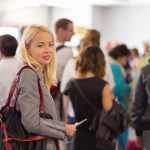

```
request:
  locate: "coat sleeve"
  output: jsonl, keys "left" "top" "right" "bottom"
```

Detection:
{"left": 131, "top": 69, "right": 148, "bottom": 136}
{"left": 16, "top": 69, "right": 66, "bottom": 140}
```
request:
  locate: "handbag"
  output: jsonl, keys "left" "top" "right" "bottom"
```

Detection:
{"left": 91, "top": 100, "right": 130, "bottom": 150}
{"left": 0, "top": 66, "right": 59, "bottom": 150}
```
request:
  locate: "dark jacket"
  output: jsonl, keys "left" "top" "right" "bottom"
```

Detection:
{"left": 132, "top": 63, "right": 150, "bottom": 136}
{"left": 90, "top": 100, "right": 129, "bottom": 150}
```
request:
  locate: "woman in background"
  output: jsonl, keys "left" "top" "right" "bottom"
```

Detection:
{"left": 109, "top": 44, "right": 131, "bottom": 150}
{"left": 64, "top": 46, "right": 113, "bottom": 150}
{"left": 61, "top": 29, "right": 114, "bottom": 124}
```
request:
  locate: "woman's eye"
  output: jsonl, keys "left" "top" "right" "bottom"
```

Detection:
{"left": 37, "top": 45, "right": 43, "bottom": 48}
{"left": 49, "top": 43, "right": 54, "bottom": 47}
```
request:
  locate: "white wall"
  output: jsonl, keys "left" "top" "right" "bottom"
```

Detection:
{"left": 50, "top": 5, "right": 150, "bottom": 53}
{"left": 0, "top": 4, "right": 51, "bottom": 26}
{"left": 93, "top": 5, "right": 150, "bottom": 53}
{"left": 0, "top": 1, "right": 150, "bottom": 54}
{"left": 91, "top": 6, "right": 105, "bottom": 32}
{"left": 50, "top": 6, "right": 93, "bottom": 32}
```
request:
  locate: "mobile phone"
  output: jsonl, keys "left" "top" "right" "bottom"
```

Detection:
{"left": 75, "top": 118, "right": 87, "bottom": 127}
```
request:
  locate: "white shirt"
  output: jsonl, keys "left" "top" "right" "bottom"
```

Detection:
{"left": 102, "top": 49, "right": 115, "bottom": 89}
{"left": 0, "top": 57, "right": 20, "bottom": 108}
{"left": 61, "top": 59, "right": 76, "bottom": 117}
{"left": 104, "top": 61, "right": 115, "bottom": 89}
{"left": 56, "top": 42, "right": 73, "bottom": 82}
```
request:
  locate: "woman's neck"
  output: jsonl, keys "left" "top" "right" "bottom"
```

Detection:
{"left": 76, "top": 71, "right": 95, "bottom": 79}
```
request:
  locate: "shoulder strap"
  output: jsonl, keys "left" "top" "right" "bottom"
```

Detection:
{"left": 72, "top": 80, "right": 97, "bottom": 112}
{"left": 56, "top": 45, "right": 65, "bottom": 52}
{"left": 5, "top": 66, "right": 45, "bottom": 114}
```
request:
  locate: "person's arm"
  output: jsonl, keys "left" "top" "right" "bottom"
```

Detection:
{"left": 132, "top": 70, "right": 148, "bottom": 133}
{"left": 63, "top": 95, "right": 70, "bottom": 122}
{"left": 17, "top": 69, "right": 75, "bottom": 140}
{"left": 102, "top": 84, "right": 113, "bottom": 112}
{"left": 136, "top": 136, "right": 144, "bottom": 148}
{"left": 60, "top": 59, "right": 75, "bottom": 93}
{"left": 131, "top": 68, "right": 148, "bottom": 147}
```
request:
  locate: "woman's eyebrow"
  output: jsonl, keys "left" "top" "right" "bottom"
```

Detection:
{"left": 49, "top": 41, "right": 54, "bottom": 43}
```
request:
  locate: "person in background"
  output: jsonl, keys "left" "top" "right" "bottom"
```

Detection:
{"left": 61, "top": 29, "right": 101, "bottom": 123}
{"left": 60, "top": 29, "right": 103, "bottom": 150}
{"left": 64, "top": 46, "right": 113, "bottom": 150}
{"left": 130, "top": 48, "right": 140, "bottom": 79}
{"left": 109, "top": 44, "right": 131, "bottom": 150}
{"left": 139, "top": 41, "right": 150, "bottom": 68}
{"left": 13, "top": 25, "right": 76, "bottom": 150}
{"left": 105, "top": 41, "right": 116, "bottom": 53}
{"left": 124, "top": 60, "right": 132, "bottom": 84}
{"left": 53, "top": 18, "right": 74, "bottom": 122}
{"left": 132, "top": 62, "right": 150, "bottom": 150}
{"left": 129, "top": 48, "right": 140, "bottom": 99}
{"left": 143, "top": 41, "right": 150, "bottom": 56}
{"left": 19, "top": 25, "right": 27, "bottom": 41}
{"left": 0, "top": 34, "right": 20, "bottom": 109}
{"left": 80, "top": 30, "right": 115, "bottom": 88}
{"left": 61, "top": 29, "right": 114, "bottom": 125}
{"left": 55, "top": 18, "right": 74, "bottom": 82}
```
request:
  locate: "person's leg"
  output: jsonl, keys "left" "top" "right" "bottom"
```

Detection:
{"left": 143, "top": 130, "right": 150, "bottom": 150}
{"left": 118, "top": 129, "right": 128, "bottom": 150}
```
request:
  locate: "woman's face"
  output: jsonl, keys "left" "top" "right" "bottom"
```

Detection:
{"left": 118, "top": 56, "right": 128, "bottom": 66}
{"left": 29, "top": 31, "right": 54, "bottom": 66}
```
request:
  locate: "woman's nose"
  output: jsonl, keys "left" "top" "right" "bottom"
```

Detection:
{"left": 45, "top": 45, "right": 52, "bottom": 52}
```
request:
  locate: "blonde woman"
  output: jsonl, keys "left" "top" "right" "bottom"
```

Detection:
{"left": 14, "top": 25, "right": 76, "bottom": 150}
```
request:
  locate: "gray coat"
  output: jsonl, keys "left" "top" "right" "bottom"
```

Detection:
{"left": 12, "top": 68, "right": 66, "bottom": 150}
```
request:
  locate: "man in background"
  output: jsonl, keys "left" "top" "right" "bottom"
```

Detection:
{"left": 52, "top": 18, "right": 74, "bottom": 121}
{"left": 55, "top": 18, "right": 74, "bottom": 82}
{"left": 0, "top": 34, "right": 20, "bottom": 109}
{"left": 52, "top": 18, "right": 74, "bottom": 150}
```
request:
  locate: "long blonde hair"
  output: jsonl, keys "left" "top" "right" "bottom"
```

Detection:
{"left": 18, "top": 25, "right": 57, "bottom": 88}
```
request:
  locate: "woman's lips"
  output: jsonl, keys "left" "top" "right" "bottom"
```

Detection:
{"left": 43, "top": 56, "right": 50, "bottom": 60}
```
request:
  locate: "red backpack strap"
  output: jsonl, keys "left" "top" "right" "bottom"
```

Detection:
{"left": 5, "top": 66, "right": 44, "bottom": 114}
{"left": 5, "top": 75, "right": 18, "bottom": 108}
{"left": 3, "top": 65, "right": 59, "bottom": 150}
{"left": 54, "top": 139, "right": 59, "bottom": 150}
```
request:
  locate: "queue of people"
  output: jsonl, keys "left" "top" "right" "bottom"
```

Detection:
{"left": 0, "top": 18, "right": 150, "bottom": 150}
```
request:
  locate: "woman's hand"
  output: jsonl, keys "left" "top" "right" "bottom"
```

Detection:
{"left": 65, "top": 124, "right": 76, "bottom": 137}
